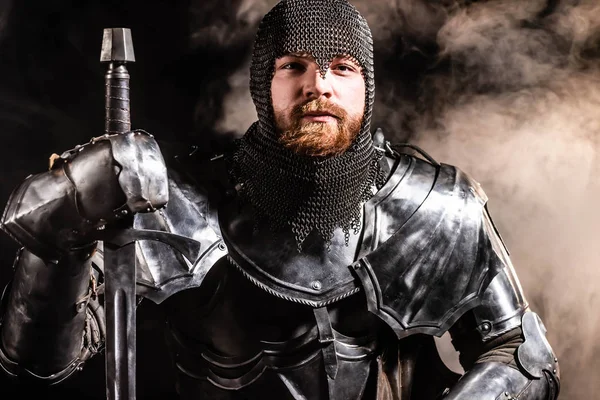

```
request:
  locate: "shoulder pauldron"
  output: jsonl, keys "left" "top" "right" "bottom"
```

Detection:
{"left": 353, "top": 154, "right": 507, "bottom": 338}
{"left": 92, "top": 154, "right": 228, "bottom": 304}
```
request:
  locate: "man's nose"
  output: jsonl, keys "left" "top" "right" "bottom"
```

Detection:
{"left": 303, "top": 70, "right": 333, "bottom": 100}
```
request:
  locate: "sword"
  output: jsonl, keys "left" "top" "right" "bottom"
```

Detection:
{"left": 100, "top": 27, "right": 137, "bottom": 400}
{"left": 96, "top": 28, "right": 204, "bottom": 400}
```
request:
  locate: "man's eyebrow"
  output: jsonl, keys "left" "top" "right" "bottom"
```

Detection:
{"left": 282, "top": 52, "right": 314, "bottom": 59}
{"left": 277, "top": 53, "right": 361, "bottom": 69}
{"left": 333, "top": 54, "right": 360, "bottom": 64}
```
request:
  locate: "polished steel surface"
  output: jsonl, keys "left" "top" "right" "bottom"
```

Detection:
{"left": 0, "top": 130, "right": 168, "bottom": 263}
{"left": 103, "top": 240, "right": 136, "bottom": 400}
{"left": 163, "top": 262, "right": 382, "bottom": 399}
{"left": 0, "top": 247, "right": 94, "bottom": 383}
{"left": 221, "top": 199, "right": 362, "bottom": 307}
{"left": 471, "top": 259, "right": 529, "bottom": 341}
{"left": 100, "top": 28, "right": 135, "bottom": 63}
{"left": 517, "top": 312, "right": 559, "bottom": 381}
{"left": 355, "top": 155, "right": 506, "bottom": 338}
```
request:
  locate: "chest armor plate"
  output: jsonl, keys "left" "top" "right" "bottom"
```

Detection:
{"left": 158, "top": 153, "right": 505, "bottom": 399}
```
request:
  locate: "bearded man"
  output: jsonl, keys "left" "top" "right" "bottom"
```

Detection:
{"left": 0, "top": 0, "right": 560, "bottom": 399}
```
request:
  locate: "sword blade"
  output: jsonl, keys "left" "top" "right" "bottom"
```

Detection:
{"left": 104, "top": 242, "right": 137, "bottom": 400}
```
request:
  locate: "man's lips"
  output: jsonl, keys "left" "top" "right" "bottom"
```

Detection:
{"left": 301, "top": 111, "right": 339, "bottom": 122}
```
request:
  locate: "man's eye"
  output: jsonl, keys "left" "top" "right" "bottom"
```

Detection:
{"left": 282, "top": 62, "right": 305, "bottom": 71}
{"left": 332, "top": 64, "right": 358, "bottom": 73}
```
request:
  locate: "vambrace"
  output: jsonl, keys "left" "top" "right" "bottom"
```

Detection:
{"left": 0, "top": 245, "right": 104, "bottom": 383}
{"left": 1, "top": 131, "right": 168, "bottom": 262}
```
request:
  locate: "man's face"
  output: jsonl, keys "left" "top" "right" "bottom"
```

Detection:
{"left": 271, "top": 53, "right": 366, "bottom": 157}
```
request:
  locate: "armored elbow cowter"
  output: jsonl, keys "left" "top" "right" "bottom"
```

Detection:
{"left": 1, "top": 130, "right": 168, "bottom": 262}
{"left": 0, "top": 131, "right": 168, "bottom": 382}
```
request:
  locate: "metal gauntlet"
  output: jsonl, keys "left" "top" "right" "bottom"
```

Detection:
{"left": 0, "top": 131, "right": 166, "bottom": 382}
{"left": 1, "top": 130, "right": 168, "bottom": 262}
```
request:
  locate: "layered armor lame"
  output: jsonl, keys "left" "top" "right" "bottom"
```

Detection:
{"left": 232, "top": 0, "right": 385, "bottom": 247}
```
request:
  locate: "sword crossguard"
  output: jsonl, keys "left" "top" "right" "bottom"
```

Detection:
{"left": 89, "top": 228, "right": 203, "bottom": 265}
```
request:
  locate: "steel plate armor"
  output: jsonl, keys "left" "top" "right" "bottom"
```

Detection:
{"left": 0, "top": 140, "right": 560, "bottom": 399}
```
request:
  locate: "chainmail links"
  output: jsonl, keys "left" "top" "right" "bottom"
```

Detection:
{"left": 231, "top": 0, "right": 385, "bottom": 249}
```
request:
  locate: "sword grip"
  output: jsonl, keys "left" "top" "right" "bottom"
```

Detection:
{"left": 105, "top": 63, "right": 131, "bottom": 135}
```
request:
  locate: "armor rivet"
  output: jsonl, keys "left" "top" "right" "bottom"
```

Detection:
{"left": 121, "top": 209, "right": 128, "bottom": 215}
{"left": 481, "top": 322, "right": 491, "bottom": 332}
{"left": 553, "top": 369, "right": 557, "bottom": 374}
{"left": 554, "top": 357, "right": 558, "bottom": 362}
{"left": 311, "top": 281, "right": 322, "bottom": 290}
{"left": 218, "top": 243, "right": 226, "bottom": 251}
{"left": 353, "top": 263, "right": 361, "bottom": 270}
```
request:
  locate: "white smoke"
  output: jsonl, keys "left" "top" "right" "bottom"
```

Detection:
{"left": 412, "top": 1, "right": 600, "bottom": 398}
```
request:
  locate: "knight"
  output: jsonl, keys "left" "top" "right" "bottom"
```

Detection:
{"left": 0, "top": 0, "right": 560, "bottom": 398}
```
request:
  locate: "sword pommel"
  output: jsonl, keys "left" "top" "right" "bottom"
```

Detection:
{"left": 101, "top": 28, "right": 136, "bottom": 63}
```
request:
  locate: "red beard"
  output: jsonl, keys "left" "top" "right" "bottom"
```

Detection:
{"left": 277, "top": 99, "right": 363, "bottom": 157}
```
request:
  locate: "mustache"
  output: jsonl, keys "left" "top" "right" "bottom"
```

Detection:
{"left": 291, "top": 99, "right": 348, "bottom": 120}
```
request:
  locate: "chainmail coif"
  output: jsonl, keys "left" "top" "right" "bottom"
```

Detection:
{"left": 231, "top": 0, "right": 385, "bottom": 249}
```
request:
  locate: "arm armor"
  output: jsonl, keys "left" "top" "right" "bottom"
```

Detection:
{"left": 1, "top": 131, "right": 168, "bottom": 262}
{"left": 446, "top": 226, "right": 560, "bottom": 400}
{"left": 0, "top": 246, "right": 105, "bottom": 383}
{"left": 0, "top": 131, "right": 166, "bottom": 382}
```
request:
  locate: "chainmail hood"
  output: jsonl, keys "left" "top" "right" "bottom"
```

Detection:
{"left": 232, "top": 0, "right": 385, "bottom": 249}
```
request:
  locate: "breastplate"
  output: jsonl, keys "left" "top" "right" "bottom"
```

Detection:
{"left": 164, "top": 198, "right": 389, "bottom": 400}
